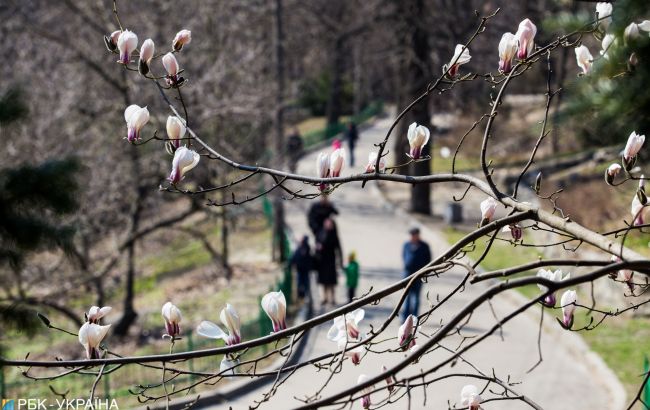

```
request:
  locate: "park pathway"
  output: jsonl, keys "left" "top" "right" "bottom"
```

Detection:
{"left": 211, "top": 116, "right": 623, "bottom": 410}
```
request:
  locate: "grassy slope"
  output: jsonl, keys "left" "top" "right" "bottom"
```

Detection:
{"left": 443, "top": 227, "right": 650, "bottom": 401}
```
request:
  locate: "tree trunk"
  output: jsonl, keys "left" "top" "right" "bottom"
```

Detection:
{"left": 407, "top": 0, "right": 432, "bottom": 215}
{"left": 114, "top": 73, "right": 142, "bottom": 337}
{"left": 326, "top": 36, "right": 345, "bottom": 131}
{"left": 272, "top": 0, "right": 287, "bottom": 262}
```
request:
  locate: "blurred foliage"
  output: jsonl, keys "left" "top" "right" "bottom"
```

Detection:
{"left": 0, "top": 159, "right": 82, "bottom": 270}
{"left": 559, "top": 0, "right": 650, "bottom": 152}
{"left": 0, "top": 88, "right": 81, "bottom": 271}
{"left": 298, "top": 71, "right": 354, "bottom": 116}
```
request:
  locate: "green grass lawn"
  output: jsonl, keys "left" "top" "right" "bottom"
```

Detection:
{"left": 580, "top": 314, "right": 650, "bottom": 402}
{"left": 443, "top": 226, "right": 543, "bottom": 299}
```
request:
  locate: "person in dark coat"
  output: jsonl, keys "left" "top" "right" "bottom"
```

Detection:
{"left": 345, "top": 122, "right": 359, "bottom": 166}
{"left": 290, "top": 235, "right": 313, "bottom": 300}
{"left": 286, "top": 128, "right": 304, "bottom": 173}
{"left": 308, "top": 196, "right": 338, "bottom": 237}
{"left": 315, "top": 218, "right": 342, "bottom": 306}
{"left": 401, "top": 227, "right": 432, "bottom": 322}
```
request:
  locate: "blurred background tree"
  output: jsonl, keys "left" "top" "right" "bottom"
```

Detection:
{"left": 0, "top": 87, "right": 82, "bottom": 337}
{"left": 560, "top": 0, "right": 650, "bottom": 153}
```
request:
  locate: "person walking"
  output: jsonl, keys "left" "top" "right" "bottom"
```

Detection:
{"left": 345, "top": 122, "right": 359, "bottom": 167}
{"left": 286, "top": 128, "right": 304, "bottom": 174}
{"left": 290, "top": 235, "right": 313, "bottom": 300}
{"left": 307, "top": 195, "right": 338, "bottom": 238}
{"left": 344, "top": 251, "right": 359, "bottom": 303}
{"left": 401, "top": 227, "right": 431, "bottom": 322}
{"left": 315, "top": 218, "right": 342, "bottom": 306}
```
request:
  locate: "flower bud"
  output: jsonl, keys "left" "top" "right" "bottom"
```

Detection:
{"left": 138, "top": 39, "right": 155, "bottom": 75}
{"left": 515, "top": 19, "right": 537, "bottom": 60}
{"left": 104, "top": 30, "right": 121, "bottom": 52}
{"left": 161, "top": 301, "right": 182, "bottom": 338}
{"left": 560, "top": 290, "right": 577, "bottom": 329}
{"left": 498, "top": 32, "right": 518, "bottom": 73}
{"left": 166, "top": 115, "right": 187, "bottom": 149}
{"left": 534, "top": 171, "right": 542, "bottom": 194}
{"left": 117, "top": 30, "right": 138, "bottom": 64}
{"left": 329, "top": 148, "right": 345, "bottom": 177}
{"left": 479, "top": 197, "right": 498, "bottom": 227}
{"left": 172, "top": 29, "right": 192, "bottom": 51}
{"left": 261, "top": 291, "right": 287, "bottom": 332}
{"left": 605, "top": 163, "right": 622, "bottom": 185}
{"left": 406, "top": 122, "right": 430, "bottom": 160}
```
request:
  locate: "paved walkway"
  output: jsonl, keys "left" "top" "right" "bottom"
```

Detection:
{"left": 211, "top": 117, "right": 623, "bottom": 410}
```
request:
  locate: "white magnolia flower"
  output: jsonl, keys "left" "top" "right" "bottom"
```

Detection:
{"left": 327, "top": 309, "right": 364, "bottom": 341}
{"left": 338, "top": 337, "right": 364, "bottom": 365}
{"left": 600, "top": 34, "right": 616, "bottom": 59}
{"left": 261, "top": 290, "right": 287, "bottom": 332}
{"left": 161, "top": 301, "right": 182, "bottom": 337}
{"left": 444, "top": 44, "right": 471, "bottom": 77}
{"left": 168, "top": 147, "right": 200, "bottom": 184}
{"left": 498, "top": 32, "right": 518, "bottom": 73}
{"left": 365, "top": 151, "right": 386, "bottom": 173}
{"left": 78, "top": 322, "right": 111, "bottom": 359}
{"left": 220, "top": 356, "right": 239, "bottom": 376}
{"left": 460, "top": 384, "right": 482, "bottom": 410}
{"left": 162, "top": 52, "right": 180, "bottom": 84}
{"left": 166, "top": 115, "right": 187, "bottom": 148}
{"left": 173, "top": 29, "right": 192, "bottom": 51}
{"left": 515, "top": 18, "right": 537, "bottom": 60}
{"left": 575, "top": 45, "right": 593, "bottom": 75}
{"left": 407, "top": 122, "right": 430, "bottom": 159}
{"left": 560, "top": 290, "right": 577, "bottom": 329}
{"left": 139, "top": 39, "right": 155, "bottom": 64}
{"left": 536, "top": 269, "right": 570, "bottom": 307}
{"left": 440, "top": 146, "right": 451, "bottom": 158}
{"left": 197, "top": 303, "right": 242, "bottom": 346}
{"left": 316, "top": 152, "right": 330, "bottom": 191}
{"left": 117, "top": 30, "right": 138, "bottom": 64}
{"left": 357, "top": 374, "right": 373, "bottom": 409}
{"left": 397, "top": 314, "right": 417, "bottom": 348}
{"left": 329, "top": 148, "right": 345, "bottom": 177}
{"left": 86, "top": 306, "right": 112, "bottom": 324}
{"left": 124, "top": 104, "right": 150, "bottom": 142}
{"left": 480, "top": 197, "right": 498, "bottom": 225}
{"left": 316, "top": 152, "right": 330, "bottom": 178}
{"left": 596, "top": 2, "right": 613, "bottom": 30}
{"left": 623, "top": 131, "right": 645, "bottom": 161}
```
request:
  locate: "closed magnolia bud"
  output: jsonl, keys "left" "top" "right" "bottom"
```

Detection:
{"left": 605, "top": 163, "right": 622, "bottom": 185}
{"left": 637, "top": 188, "right": 648, "bottom": 206}
{"left": 104, "top": 30, "right": 121, "bottom": 52}
{"left": 138, "top": 39, "right": 155, "bottom": 75}
{"left": 575, "top": 45, "right": 593, "bottom": 75}
{"left": 534, "top": 172, "right": 542, "bottom": 193}
{"left": 172, "top": 29, "right": 192, "bottom": 51}
{"left": 629, "top": 52, "right": 639, "bottom": 68}
{"left": 515, "top": 19, "right": 537, "bottom": 60}
{"left": 498, "top": 32, "right": 518, "bottom": 74}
